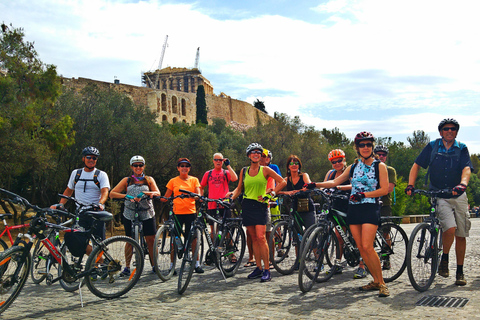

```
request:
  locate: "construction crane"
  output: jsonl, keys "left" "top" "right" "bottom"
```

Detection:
{"left": 158, "top": 35, "right": 168, "bottom": 70}
{"left": 194, "top": 47, "right": 200, "bottom": 69}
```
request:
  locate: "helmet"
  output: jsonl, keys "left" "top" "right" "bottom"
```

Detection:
{"left": 438, "top": 118, "right": 460, "bottom": 131}
{"left": 328, "top": 149, "right": 345, "bottom": 161}
{"left": 246, "top": 143, "right": 263, "bottom": 156}
{"left": 130, "top": 155, "right": 145, "bottom": 165}
{"left": 262, "top": 149, "right": 273, "bottom": 160}
{"left": 82, "top": 146, "right": 100, "bottom": 157}
{"left": 374, "top": 145, "right": 389, "bottom": 154}
{"left": 354, "top": 131, "right": 375, "bottom": 145}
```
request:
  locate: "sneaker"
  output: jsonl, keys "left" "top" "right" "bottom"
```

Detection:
{"left": 382, "top": 260, "right": 391, "bottom": 270}
{"left": 359, "top": 281, "right": 380, "bottom": 291}
{"left": 353, "top": 267, "right": 367, "bottom": 279}
{"left": 152, "top": 266, "right": 156, "bottom": 274}
{"left": 120, "top": 267, "right": 131, "bottom": 277}
{"left": 194, "top": 266, "right": 204, "bottom": 274}
{"left": 326, "top": 265, "right": 343, "bottom": 275}
{"left": 455, "top": 273, "right": 467, "bottom": 286}
{"left": 90, "top": 274, "right": 97, "bottom": 281}
{"left": 247, "top": 267, "right": 263, "bottom": 279}
{"left": 438, "top": 260, "right": 449, "bottom": 277}
{"left": 378, "top": 284, "right": 390, "bottom": 297}
{"left": 314, "top": 264, "right": 325, "bottom": 273}
{"left": 260, "top": 269, "right": 271, "bottom": 282}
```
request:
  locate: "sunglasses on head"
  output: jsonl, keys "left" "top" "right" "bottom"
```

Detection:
{"left": 442, "top": 127, "right": 457, "bottom": 132}
{"left": 331, "top": 159, "right": 343, "bottom": 164}
{"left": 213, "top": 159, "right": 223, "bottom": 162}
{"left": 132, "top": 163, "right": 144, "bottom": 168}
{"left": 250, "top": 150, "right": 262, "bottom": 155}
{"left": 85, "top": 156, "right": 97, "bottom": 160}
{"left": 358, "top": 143, "right": 373, "bottom": 148}
{"left": 289, "top": 161, "right": 299, "bottom": 166}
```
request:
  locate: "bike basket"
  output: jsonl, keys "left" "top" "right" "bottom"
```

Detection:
{"left": 64, "top": 231, "right": 89, "bottom": 257}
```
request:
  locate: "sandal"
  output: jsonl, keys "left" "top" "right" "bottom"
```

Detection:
{"left": 229, "top": 255, "right": 238, "bottom": 263}
{"left": 244, "top": 261, "right": 256, "bottom": 267}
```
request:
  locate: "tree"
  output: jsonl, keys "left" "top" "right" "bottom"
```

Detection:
{"left": 195, "top": 85, "right": 208, "bottom": 124}
{"left": 407, "top": 130, "right": 430, "bottom": 149}
{"left": 253, "top": 98, "right": 267, "bottom": 114}
{"left": 321, "top": 127, "right": 351, "bottom": 147}
{"left": 0, "top": 23, "right": 74, "bottom": 199}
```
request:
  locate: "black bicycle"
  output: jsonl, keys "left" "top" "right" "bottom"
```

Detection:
{"left": 406, "top": 189, "right": 450, "bottom": 292}
{"left": 176, "top": 189, "right": 245, "bottom": 294}
{"left": 0, "top": 189, "right": 144, "bottom": 314}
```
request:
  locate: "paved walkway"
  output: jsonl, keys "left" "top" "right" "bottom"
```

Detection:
{"left": 3, "top": 219, "right": 480, "bottom": 319}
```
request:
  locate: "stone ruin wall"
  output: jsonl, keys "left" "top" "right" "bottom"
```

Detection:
{"left": 62, "top": 77, "right": 273, "bottom": 129}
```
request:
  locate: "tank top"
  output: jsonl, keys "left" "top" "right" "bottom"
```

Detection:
{"left": 123, "top": 183, "right": 155, "bottom": 221}
{"left": 244, "top": 166, "right": 267, "bottom": 201}
{"left": 350, "top": 161, "right": 377, "bottom": 205}
{"left": 286, "top": 174, "right": 313, "bottom": 212}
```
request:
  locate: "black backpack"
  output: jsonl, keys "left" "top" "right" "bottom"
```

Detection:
{"left": 74, "top": 169, "right": 101, "bottom": 192}
{"left": 206, "top": 169, "right": 229, "bottom": 193}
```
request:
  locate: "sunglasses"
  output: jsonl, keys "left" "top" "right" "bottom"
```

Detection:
{"left": 85, "top": 156, "right": 97, "bottom": 160}
{"left": 289, "top": 161, "right": 299, "bottom": 166}
{"left": 376, "top": 153, "right": 387, "bottom": 157}
{"left": 358, "top": 143, "right": 373, "bottom": 148}
{"left": 179, "top": 165, "right": 191, "bottom": 168}
{"left": 250, "top": 150, "right": 262, "bottom": 155}
{"left": 213, "top": 159, "right": 223, "bottom": 162}
{"left": 132, "top": 163, "right": 144, "bottom": 168}
{"left": 442, "top": 127, "right": 457, "bottom": 132}
{"left": 331, "top": 159, "right": 343, "bottom": 164}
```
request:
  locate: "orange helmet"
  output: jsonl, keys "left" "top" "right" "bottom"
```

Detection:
{"left": 328, "top": 149, "right": 345, "bottom": 161}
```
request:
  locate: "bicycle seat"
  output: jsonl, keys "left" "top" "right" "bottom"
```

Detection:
{"left": 83, "top": 210, "right": 113, "bottom": 222}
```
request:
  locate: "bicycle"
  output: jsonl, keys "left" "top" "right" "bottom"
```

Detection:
{"left": 176, "top": 189, "right": 245, "bottom": 294}
{"left": 406, "top": 189, "right": 451, "bottom": 292}
{"left": 0, "top": 189, "right": 144, "bottom": 314}
{"left": 298, "top": 188, "right": 408, "bottom": 293}
{"left": 268, "top": 190, "right": 316, "bottom": 275}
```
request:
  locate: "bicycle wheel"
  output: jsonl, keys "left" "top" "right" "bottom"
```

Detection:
{"left": 376, "top": 223, "right": 408, "bottom": 283}
{"left": 270, "top": 221, "right": 297, "bottom": 275}
{"left": 298, "top": 223, "right": 317, "bottom": 258}
{"left": 218, "top": 223, "right": 246, "bottom": 277}
{"left": 153, "top": 225, "right": 177, "bottom": 281}
{"left": 178, "top": 228, "right": 200, "bottom": 294}
{"left": 0, "top": 246, "right": 31, "bottom": 314}
{"left": 85, "top": 236, "right": 144, "bottom": 299}
{"left": 407, "top": 223, "right": 437, "bottom": 292}
{"left": 322, "top": 228, "right": 341, "bottom": 270}
{"left": 0, "top": 239, "right": 8, "bottom": 252}
{"left": 58, "top": 242, "right": 85, "bottom": 292}
{"left": 30, "top": 240, "right": 49, "bottom": 284}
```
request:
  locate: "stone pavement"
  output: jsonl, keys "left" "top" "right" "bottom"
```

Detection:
{"left": 3, "top": 219, "right": 480, "bottom": 320}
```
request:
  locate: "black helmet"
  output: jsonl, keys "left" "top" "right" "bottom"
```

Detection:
{"left": 438, "top": 118, "right": 459, "bottom": 131}
{"left": 246, "top": 143, "right": 263, "bottom": 156}
{"left": 354, "top": 131, "right": 374, "bottom": 145}
{"left": 374, "top": 145, "right": 389, "bottom": 154}
{"left": 82, "top": 146, "right": 100, "bottom": 157}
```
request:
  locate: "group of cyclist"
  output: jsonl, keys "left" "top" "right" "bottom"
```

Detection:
{"left": 55, "top": 117, "right": 472, "bottom": 298}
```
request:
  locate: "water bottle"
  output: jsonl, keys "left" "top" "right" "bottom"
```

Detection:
{"left": 298, "top": 233, "right": 303, "bottom": 242}
{"left": 175, "top": 236, "right": 183, "bottom": 250}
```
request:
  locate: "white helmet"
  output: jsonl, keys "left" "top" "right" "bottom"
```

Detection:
{"left": 130, "top": 155, "right": 145, "bottom": 165}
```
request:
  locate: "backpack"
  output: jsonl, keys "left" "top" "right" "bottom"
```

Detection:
{"left": 74, "top": 169, "right": 101, "bottom": 192}
{"left": 424, "top": 138, "right": 461, "bottom": 187}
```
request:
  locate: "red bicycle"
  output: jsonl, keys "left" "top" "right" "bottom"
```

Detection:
{"left": 0, "top": 200, "right": 30, "bottom": 251}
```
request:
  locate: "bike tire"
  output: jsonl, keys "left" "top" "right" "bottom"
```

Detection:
{"left": 218, "top": 223, "right": 246, "bottom": 277}
{"left": 58, "top": 242, "right": 86, "bottom": 292}
{"left": 178, "top": 228, "right": 200, "bottom": 295}
{"left": 298, "top": 223, "right": 317, "bottom": 258}
{"left": 0, "top": 246, "right": 31, "bottom": 314}
{"left": 153, "top": 225, "right": 177, "bottom": 281}
{"left": 406, "top": 222, "right": 437, "bottom": 292}
{"left": 0, "top": 239, "right": 8, "bottom": 253}
{"left": 377, "top": 223, "right": 408, "bottom": 283}
{"left": 85, "top": 236, "right": 144, "bottom": 299}
{"left": 30, "top": 239, "right": 49, "bottom": 284}
{"left": 321, "top": 228, "right": 341, "bottom": 274}
{"left": 270, "top": 221, "right": 297, "bottom": 275}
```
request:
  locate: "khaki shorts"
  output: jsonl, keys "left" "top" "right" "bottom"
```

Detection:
{"left": 437, "top": 193, "right": 471, "bottom": 237}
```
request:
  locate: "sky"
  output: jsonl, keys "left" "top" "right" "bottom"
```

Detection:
{"left": 2, "top": 0, "right": 480, "bottom": 153}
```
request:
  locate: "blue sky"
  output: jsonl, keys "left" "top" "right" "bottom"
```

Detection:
{"left": 2, "top": 0, "right": 480, "bottom": 153}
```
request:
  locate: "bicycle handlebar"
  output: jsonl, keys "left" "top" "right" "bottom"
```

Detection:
{"left": 178, "top": 189, "right": 232, "bottom": 208}
{"left": 412, "top": 189, "right": 453, "bottom": 197}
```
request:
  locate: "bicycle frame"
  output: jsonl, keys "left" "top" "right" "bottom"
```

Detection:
{"left": 0, "top": 220, "right": 30, "bottom": 245}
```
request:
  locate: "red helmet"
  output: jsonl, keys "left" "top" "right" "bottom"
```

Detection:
{"left": 328, "top": 149, "right": 345, "bottom": 161}
{"left": 354, "top": 131, "right": 374, "bottom": 145}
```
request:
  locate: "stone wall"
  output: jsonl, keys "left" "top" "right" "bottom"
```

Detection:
{"left": 62, "top": 77, "right": 273, "bottom": 128}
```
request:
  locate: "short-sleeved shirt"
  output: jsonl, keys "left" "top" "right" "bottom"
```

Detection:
{"left": 166, "top": 176, "right": 201, "bottom": 215}
{"left": 268, "top": 163, "right": 281, "bottom": 177}
{"left": 200, "top": 169, "right": 232, "bottom": 210}
{"left": 415, "top": 139, "right": 472, "bottom": 197}
{"left": 67, "top": 168, "right": 110, "bottom": 205}
{"left": 381, "top": 166, "right": 397, "bottom": 207}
